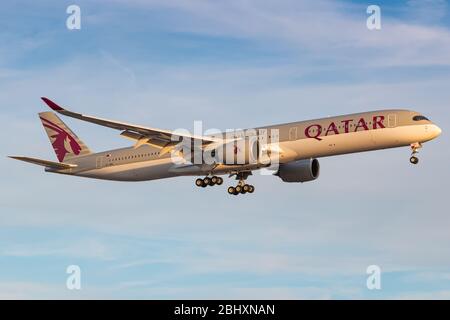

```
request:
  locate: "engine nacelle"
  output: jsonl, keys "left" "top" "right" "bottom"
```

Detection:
{"left": 276, "top": 158, "right": 320, "bottom": 183}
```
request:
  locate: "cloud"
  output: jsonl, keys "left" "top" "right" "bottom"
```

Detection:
{"left": 394, "top": 290, "right": 450, "bottom": 300}
{"left": 0, "top": 282, "right": 64, "bottom": 299}
{"left": 406, "top": 0, "right": 448, "bottom": 23}
{"left": 1, "top": 237, "right": 116, "bottom": 260}
{"left": 105, "top": 0, "right": 450, "bottom": 67}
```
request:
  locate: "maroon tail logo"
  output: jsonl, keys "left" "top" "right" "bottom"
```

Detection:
{"left": 40, "top": 117, "right": 81, "bottom": 162}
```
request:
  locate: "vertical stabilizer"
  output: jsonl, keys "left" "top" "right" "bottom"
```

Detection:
{"left": 39, "top": 111, "right": 92, "bottom": 162}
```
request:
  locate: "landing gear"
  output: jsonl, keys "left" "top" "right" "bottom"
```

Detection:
{"left": 227, "top": 171, "right": 255, "bottom": 196}
{"left": 228, "top": 186, "right": 237, "bottom": 195}
{"left": 211, "top": 176, "right": 223, "bottom": 185}
{"left": 203, "top": 177, "right": 211, "bottom": 186}
{"left": 195, "top": 176, "right": 223, "bottom": 188}
{"left": 410, "top": 156, "right": 419, "bottom": 165}
{"left": 195, "top": 178, "right": 205, "bottom": 187}
{"left": 195, "top": 172, "right": 255, "bottom": 195}
{"left": 410, "top": 142, "right": 422, "bottom": 165}
{"left": 227, "top": 183, "right": 255, "bottom": 196}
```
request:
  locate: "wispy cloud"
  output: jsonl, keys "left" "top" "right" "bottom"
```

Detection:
{"left": 104, "top": 0, "right": 450, "bottom": 67}
{"left": 0, "top": 0, "right": 449, "bottom": 299}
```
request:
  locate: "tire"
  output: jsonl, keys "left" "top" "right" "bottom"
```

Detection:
{"left": 203, "top": 177, "right": 211, "bottom": 186}
{"left": 235, "top": 185, "right": 242, "bottom": 193}
{"left": 216, "top": 177, "right": 223, "bottom": 185}
{"left": 410, "top": 156, "right": 419, "bottom": 165}
{"left": 228, "top": 186, "right": 236, "bottom": 195}
{"left": 243, "top": 184, "right": 250, "bottom": 192}
{"left": 195, "top": 178, "right": 204, "bottom": 187}
{"left": 248, "top": 185, "right": 255, "bottom": 193}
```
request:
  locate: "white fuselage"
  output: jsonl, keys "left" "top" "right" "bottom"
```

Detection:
{"left": 50, "top": 109, "right": 441, "bottom": 181}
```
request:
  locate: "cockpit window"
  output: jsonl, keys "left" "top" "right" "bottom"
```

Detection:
{"left": 413, "top": 115, "right": 429, "bottom": 121}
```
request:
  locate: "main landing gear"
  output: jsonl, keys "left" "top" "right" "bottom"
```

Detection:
{"left": 227, "top": 172, "right": 254, "bottom": 196}
{"left": 227, "top": 183, "right": 254, "bottom": 196}
{"left": 195, "top": 176, "right": 223, "bottom": 188}
{"left": 194, "top": 172, "right": 255, "bottom": 195}
{"left": 409, "top": 142, "right": 422, "bottom": 165}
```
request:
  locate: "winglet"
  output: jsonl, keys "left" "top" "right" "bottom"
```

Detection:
{"left": 41, "top": 97, "right": 64, "bottom": 111}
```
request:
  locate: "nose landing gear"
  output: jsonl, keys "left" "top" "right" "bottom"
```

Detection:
{"left": 410, "top": 142, "right": 422, "bottom": 165}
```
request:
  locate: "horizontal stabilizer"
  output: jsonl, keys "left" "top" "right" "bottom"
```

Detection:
{"left": 8, "top": 156, "right": 77, "bottom": 170}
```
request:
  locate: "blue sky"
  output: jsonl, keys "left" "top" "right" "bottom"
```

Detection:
{"left": 1, "top": 0, "right": 450, "bottom": 299}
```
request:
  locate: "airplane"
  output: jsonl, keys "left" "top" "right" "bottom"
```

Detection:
{"left": 9, "top": 97, "right": 442, "bottom": 196}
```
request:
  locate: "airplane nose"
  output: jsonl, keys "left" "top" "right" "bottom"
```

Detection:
{"left": 431, "top": 124, "right": 442, "bottom": 138}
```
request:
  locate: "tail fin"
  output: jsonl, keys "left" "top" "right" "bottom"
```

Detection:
{"left": 39, "top": 111, "right": 92, "bottom": 162}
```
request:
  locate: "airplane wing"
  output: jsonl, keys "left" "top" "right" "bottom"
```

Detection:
{"left": 9, "top": 156, "right": 77, "bottom": 170}
{"left": 41, "top": 97, "right": 224, "bottom": 152}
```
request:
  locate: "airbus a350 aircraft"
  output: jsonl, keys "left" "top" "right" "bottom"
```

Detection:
{"left": 10, "top": 98, "right": 441, "bottom": 196}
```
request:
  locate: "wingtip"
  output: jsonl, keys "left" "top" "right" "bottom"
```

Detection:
{"left": 41, "top": 97, "right": 64, "bottom": 111}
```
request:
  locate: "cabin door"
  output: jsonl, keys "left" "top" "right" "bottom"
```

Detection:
{"left": 289, "top": 127, "right": 298, "bottom": 141}
{"left": 96, "top": 157, "right": 104, "bottom": 169}
{"left": 388, "top": 114, "right": 397, "bottom": 128}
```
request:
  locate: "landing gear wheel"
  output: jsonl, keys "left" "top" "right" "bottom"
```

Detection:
{"left": 235, "top": 185, "right": 242, "bottom": 194}
{"left": 410, "top": 156, "right": 419, "bottom": 165}
{"left": 202, "top": 177, "right": 211, "bottom": 187}
{"left": 243, "top": 184, "right": 250, "bottom": 193}
{"left": 409, "top": 142, "right": 422, "bottom": 166}
{"left": 195, "top": 178, "right": 204, "bottom": 187}
{"left": 216, "top": 177, "right": 223, "bottom": 185}
{"left": 248, "top": 185, "right": 255, "bottom": 193}
{"left": 211, "top": 176, "right": 218, "bottom": 185}
{"left": 228, "top": 186, "right": 236, "bottom": 195}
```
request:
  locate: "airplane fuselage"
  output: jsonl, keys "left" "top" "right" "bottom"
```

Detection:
{"left": 49, "top": 109, "right": 441, "bottom": 182}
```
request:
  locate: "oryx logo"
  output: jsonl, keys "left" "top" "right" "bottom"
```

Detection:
{"left": 40, "top": 117, "right": 81, "bottom": 162}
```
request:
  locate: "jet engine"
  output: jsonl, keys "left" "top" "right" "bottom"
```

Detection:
{"left": 276, "top": 158, "right": 320, "bottom": 183}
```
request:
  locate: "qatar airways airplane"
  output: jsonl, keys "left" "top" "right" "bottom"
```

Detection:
{"left": 9, "top": 98, "right": 441, "bottom": 196}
